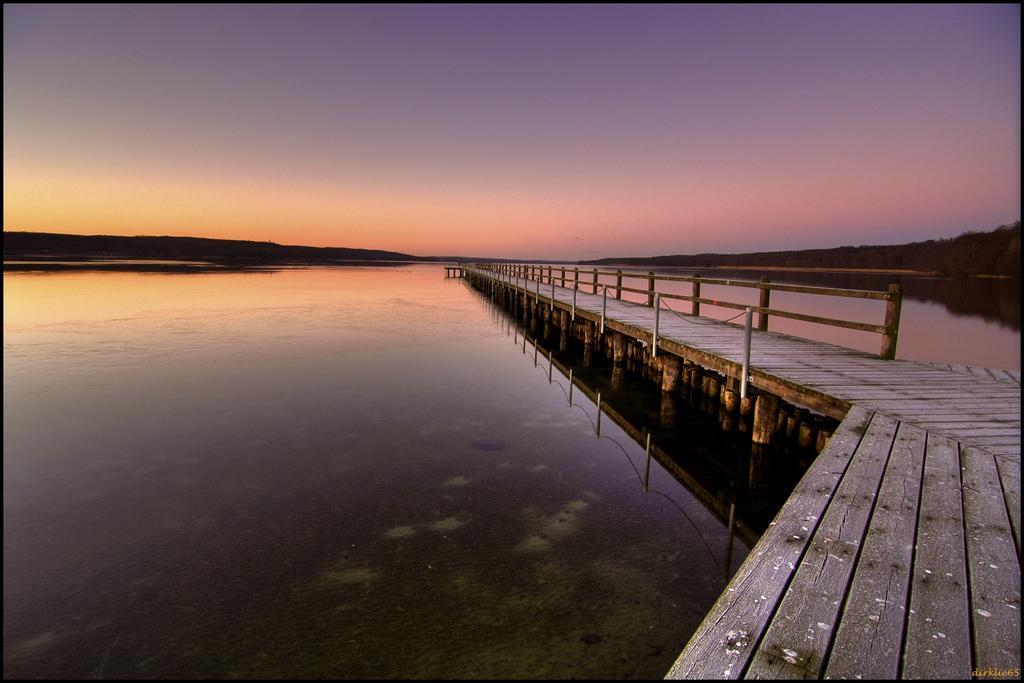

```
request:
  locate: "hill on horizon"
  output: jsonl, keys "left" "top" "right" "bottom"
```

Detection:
{"left": 581, "top": 221, "right": 1020, "bottom": 277}
{"left": 2, "top": 231, "right": 437, "bottom": 265}
{"left": 4, "top": 222, "right": 1020, "bottom": 276}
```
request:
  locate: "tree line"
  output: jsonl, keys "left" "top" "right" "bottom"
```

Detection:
{"left": 583, "top": 222, "right": 1020, "bottom": 277}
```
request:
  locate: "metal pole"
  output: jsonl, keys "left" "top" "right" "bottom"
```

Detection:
{"left": 596, "top": 391, "right": 602, "bottom": 437}
{"left": 601, "top": 286, "right": 607, "bottom": 333}
{"left": 548, "top": 349, "right": 553, "bottom": 382}
{"left": 568, "top": 368, "right": 573, "bottom": 405}
{"left": 643, "top": 432, "right": 652, "bottom": 492}
{"left": 652, "top": 293, "right": 660, "bottom": 357}
{"left": 725, "top": 501, "right": 737, "bottom": 578}
{"left": 534, "top": 338, "right": 538, "bottom": 366}
{"left": 741, "top": 307, "right": 752, "bottom": 399}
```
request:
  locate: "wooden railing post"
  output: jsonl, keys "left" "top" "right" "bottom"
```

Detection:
{"left": 560, "top": 267, "right": 566, "bottom": 287}
{"left": 592, "top": 269, "right": 599, "bottom": 295}
{"left": 880, "top": 283, "right": 903, "bottom": 360}
{"left": 573, "top": 267, "right": 579, "bottom": 290}
{"left": 647, "top": 271, "right": 656, "bottom": 307}
{"left": 615, "top": 270, "right": 623, "bottom": 300}
{"left": 758, "top": 276, "right": 771, "bottom": 331}
{"left": 547, "top": 266, "right": 552, "bottom": 285}
{"left": 692, "top": 274, "right": 701, "bottom": 316}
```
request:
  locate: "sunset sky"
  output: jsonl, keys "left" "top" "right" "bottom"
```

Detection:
{"left": 3, "top": 4, "right": 1020, "bottom": 259}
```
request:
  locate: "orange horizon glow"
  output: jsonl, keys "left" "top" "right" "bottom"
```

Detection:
{"left": 3, "top": 5, "right": 1020, "bottom": 259}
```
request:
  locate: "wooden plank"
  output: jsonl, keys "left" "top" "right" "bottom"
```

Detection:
{"left": 902, "top": 433, "right": 971, "bottom": 679}
{"left": 773, "top": 373, "right": 1014, "bottom": 383}
{"left": 960, "top": 446, "right": 1021, "bottom": 671}
{"left": 994, "top": 456, "right": 1021, "bottom": 555}
{"left": 854, "top": 400, "right": 1020, "bottom": 411}
{"left": 745, "top": 412, "right": 899, "bottom": 678}
{"left": 824, "top": 422, "right": 926, "bottom": 679}
{"left": 808, "top": 390, "right": 1018, "bottom": 401}
{"left": 929, "top": 428, "right": 1023, "bottom": 438}
{"left": 664, "top": 406, "right": 874, "bottom": 680}
{"left": 967, "top": 436, "right": 1024, "bottom": 446}
{"left": 902, "top": 420, "right": 1021, "bottom": 428}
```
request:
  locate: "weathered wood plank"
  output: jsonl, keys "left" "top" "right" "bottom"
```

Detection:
{"left": 745, "top": 412, "right": 899, "bottom": 678}
{"left": 994, "top": 456, "right": 1021, "bottom": 555}
{"left": 824, "top": 422, "right": 926, "bottom": 679}
{"left": 902, "top": 433, "right": 971, "bottom": 679}
{"left": 664, "top": 406, "right": 873, "bottom": 680}
{"left": 960, "top": 446, "right": 1021, "bottom": 671}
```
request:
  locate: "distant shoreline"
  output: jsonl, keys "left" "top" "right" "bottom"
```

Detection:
{"left": 4, "top": 222, "right": 1019, "bottom": 277}
{"left": 2, "top": 257, "right": 436, "bottom": 272}
{"left": 4, "top": 258, "right": 1015, "bottom": 280}
{"left": 597, "top": 263, "right": 949, "bottom": 276}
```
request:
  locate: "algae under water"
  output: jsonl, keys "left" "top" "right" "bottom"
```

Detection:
{"left": 4, "top": 264, "right": 743, "bottom": 678}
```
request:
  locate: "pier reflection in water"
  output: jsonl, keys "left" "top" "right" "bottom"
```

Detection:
{"left": 471, "top": 280, "right": 818, "bottom": 556}
{"left": 5, "top": 264, "right": 753, "bottom": 679}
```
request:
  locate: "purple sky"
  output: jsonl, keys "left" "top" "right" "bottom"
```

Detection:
{"left": 3, "top": 4, "right": 1020, "bottom": 258}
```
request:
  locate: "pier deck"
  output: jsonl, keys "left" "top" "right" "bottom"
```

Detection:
{"left": 464, "top": 267, "right": 1020, "bottom": 680}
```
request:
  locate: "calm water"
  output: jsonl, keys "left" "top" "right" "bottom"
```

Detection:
{"left": 4, "top": 265, "right": 743, "bottom": 679}
{"left": 4, "top": 263, "right": 1018, "bottom": 679}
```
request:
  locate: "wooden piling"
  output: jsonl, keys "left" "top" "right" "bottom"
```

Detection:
{"left": 775, "top": 403, "right": 789, "bottom": 439}
{"left": 612, "top": 332, "right": 626, "bottom": 364}
{"left": 798, "top": 417, "right": 817, "bottom": 451}
{"left": 815, "top": 424, "right": 832, "bottom": 453}
{"left": 739, "top": 393, "right": 753, "bottom": 433}
{"left": 706, "top": 375, "right": 721, "bottom": 416}
{"left": 661, "top": 355, "right": 681, "bottom": 392}
{"left": 721, "top": 388, "right": 738, "bottom": 432}
{"left": 688, "top": 365, "right": 702, "bottom": 404}
{"left": 752, "top": 394, "right": 781, "bottom": 446}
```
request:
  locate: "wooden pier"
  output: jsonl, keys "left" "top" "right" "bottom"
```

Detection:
{"left": 460, "top": 263, "right": 1020, "bottom": 680}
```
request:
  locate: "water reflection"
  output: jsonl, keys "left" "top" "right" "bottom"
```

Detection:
{"left": 4, "top": 265, "right": 742, "bottom": 679}
{"left": 473, "top": 282, "right": 806, "bottom": 552}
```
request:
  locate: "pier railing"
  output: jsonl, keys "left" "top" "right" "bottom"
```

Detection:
{"left": 469, "top": 262, "right": 903, "bottom": 360}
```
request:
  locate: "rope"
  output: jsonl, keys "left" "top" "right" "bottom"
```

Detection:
{"left": 661, "top": 297, "right": 747, "bottom": 326}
